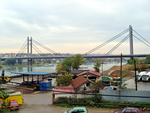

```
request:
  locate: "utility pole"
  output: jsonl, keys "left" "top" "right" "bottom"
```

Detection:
{"left": 134, "top": 60, "right": 137, "bottom": 91}
{"left": 129, "top": 25, "right": 133, "bottom": 60}
{"left": 119, "top": 53, "right": 122, "bottom": 102}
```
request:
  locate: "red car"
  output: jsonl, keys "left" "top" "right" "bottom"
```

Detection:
{"left": 114, "top": 107, "right": 142, "bottom": 113}
{"left": 8, "top": 100, "right": 19, "bottom": 110}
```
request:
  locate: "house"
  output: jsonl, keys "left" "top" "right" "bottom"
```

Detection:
{"left": 77, "top": 70, "right": 101, "bottom": 82}
{"left": 70, "top": 76, "right": 89, "bottom": 91}
{"left": 70, "top": 70, "right": 89, "bottom": 79}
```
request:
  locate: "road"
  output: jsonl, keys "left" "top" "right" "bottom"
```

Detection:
{"left": 7, "top": 91, "right": 117, "bottom": 113}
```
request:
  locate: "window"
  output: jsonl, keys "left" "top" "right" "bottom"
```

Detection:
{"left": 78, "top": 109, "right": 85, "bottom": 112}
{"left": 71, "top": 110, "right": 77, "bottom": 113}
{"left": 132, "top": 110, "right": 138, "bottom": 113}
{"left": 124, "top": 110, "right": 132, "bottom": 113}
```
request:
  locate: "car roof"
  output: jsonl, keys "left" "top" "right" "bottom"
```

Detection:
{"left": 10, "top": 100, "right": 17, "bottom": 102}
{"left": 73, "top": 107, "right": 87, "bottom": 110}
{"left": 125, "top": 107, "right": 138, "bottom": 110}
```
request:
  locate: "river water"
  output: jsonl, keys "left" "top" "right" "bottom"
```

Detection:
{"left": 0, "top": 63, "right": 123, "bottom": 77}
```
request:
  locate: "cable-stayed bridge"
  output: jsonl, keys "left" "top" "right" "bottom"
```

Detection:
{"left": 1, "top": 25, "right": 150, "bottom": 65}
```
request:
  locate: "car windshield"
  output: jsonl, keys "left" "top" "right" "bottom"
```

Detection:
{"left": 67, "top": 108, "right": 74, "bottom": 113}
{"left": 11, "top": 102, "right": 18, "bottom": 105}
{"left": 121, "top": 108, "right": 126, "bottom": 112}
{"left": 135, "top": 75, "right": 140, "bottom": 77}
{"left": 142, "top": 75, "right": 149, "bottom": 77}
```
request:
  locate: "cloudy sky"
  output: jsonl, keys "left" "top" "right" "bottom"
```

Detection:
{"left": 0, "top": 0, "right": 150, "bottom": 55}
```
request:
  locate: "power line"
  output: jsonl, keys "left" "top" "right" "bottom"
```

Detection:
{"left": 84, "top": 28, "right": 129, "bottom": 55}
{"left": 105, "top": 35, "right": 129, "bottom": 55}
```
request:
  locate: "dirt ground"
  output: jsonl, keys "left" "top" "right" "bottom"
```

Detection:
{"left": 102, "top": 64, "right": 135, "bottom": 77}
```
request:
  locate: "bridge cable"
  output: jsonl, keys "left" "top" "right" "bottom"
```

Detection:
{"left": 133, "top": 29, "right": 150, "bottom": 45}
{"left": 105, "top": 35, "right": 129, "bottom": 55}
{"left": 32, "top": 39, "right": 57, "bottom": 54}
{"left": 32, "top": 45, "right": 44, "bottom": 57}
{"left": 84, "top": 28, "right": 129, "bottom": 55}
{"left": 32, "top": 43, "right": 45, "bottom": 56}
{"left": 133, "top": 35, "right": 150, "bottom": 48}
{"left": 17, "top": 40, "right": 27, "bottom": 57}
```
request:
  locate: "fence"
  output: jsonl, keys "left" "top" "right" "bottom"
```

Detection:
{"left": 99, "top": 90, "right": 150, "bottom": 103}
{"left": 54, "top": 90, "right": 150, "bottom": 103}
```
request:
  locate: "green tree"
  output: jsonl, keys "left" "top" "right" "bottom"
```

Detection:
{"left": 56, "top": 63, "right": 63, "bottom": 74}
{"left": 61, "top": 57, "right": 72, "bottom": 72}
{"left": 71, "top": 54, "right": 86, "bottom": 70}
{"left": 56, "top": 54, "right": 85, "bottom": 73}
{"left": 18, "top": 59, "right": 22, "bottom": 65}
{"left": 0, "top": 90, "right": 9, "bottom": 112}
{"left": 56, "top": 73, "right": 72, "bottom": 86}
{"left": 127, "top": 57, "right": 140, "bottom": 64}
{"left": 145, "top": 55, "right": 150, "bottom": 64}
{"left": 4, "top": 58, "right": 16, "bottom": 66}
{"left": 93, "top": 61, "right": 101, "bottom": 72}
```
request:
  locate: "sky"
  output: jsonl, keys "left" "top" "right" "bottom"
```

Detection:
{"left": 0, "top": 0, "right": 150, "bottom": 55}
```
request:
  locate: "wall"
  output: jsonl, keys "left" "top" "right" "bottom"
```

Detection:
{"left": 99, "top": 90, "right": 150, "bottom": 103}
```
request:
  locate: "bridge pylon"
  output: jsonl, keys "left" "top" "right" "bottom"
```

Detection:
{"left": 129, "top": 25, "right": 133, "bottom": 60}
{"left": 27, "top": 36, "right": 33, "bottom": 66}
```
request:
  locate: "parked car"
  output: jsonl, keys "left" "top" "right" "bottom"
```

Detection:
{"left": 141, "top": 71, "right": 150, "bottom": 82}
{"left": 114, "top": 107, "right": 142, "bottom": 113}
{"left": 136, "top": 71, "right": 147, "bottom": 82}
{"left": 63, "top": 107, "right": 88, "bottom": 113}
{"left": 0, "top": 101, "right": 5, "bottom": 109}
{"left": 8, "top": 100, "right": 19, "bottom": 110}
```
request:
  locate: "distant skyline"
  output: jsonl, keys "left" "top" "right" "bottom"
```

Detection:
{"left": 0, "top": 0, "right": 150, "bottom": 54}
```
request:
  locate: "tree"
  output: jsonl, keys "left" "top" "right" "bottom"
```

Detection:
{"left": 18, "top": 59, "right": 22, "bottom": 65}
{"left": 3, "top": 58, "right": 16, "bottom": 66}
{"left": 0, "top": 87, "right": 9, "bottom": 112}
{"left": 56, "top": 73, "right": 72, "bottom": 86}
{"left": 93, "top": 61, "right": 101, "bottom": 72}
{"left": 145, "top": 55, "right": 150, "bottom": 64}
{"left": 127, "top": 57, "right": 140, "bottom": 64}
{"left": 71, "top": 54, "right": 86, "bottom": 70}
{"left": 61, "top": 57, "right": 72, "bottom": 72}
{"left": 89, "top": 80, "right": 104, "bottom": 93}
{"left": 56, "top": 54, "right": 85, "bottom": 73}
{"left": 56, "top": 63, "right": 63, "bottom": 74}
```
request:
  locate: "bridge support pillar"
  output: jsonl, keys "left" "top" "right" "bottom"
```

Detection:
{"left": 27, "top": 36, "right": 30, "bottom": 66}
{"left": 129, "top": 25, "right": 133, "bottom": 60}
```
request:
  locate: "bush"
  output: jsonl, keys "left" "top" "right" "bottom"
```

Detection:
{"left": 54, "top": 97, "right": 68, "bottom": 103}
{"left": 88, "top": 94, "right": 102, "bottom": 103}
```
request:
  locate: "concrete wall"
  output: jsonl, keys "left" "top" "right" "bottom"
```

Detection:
{"left": 54, "top": 90, "right": 150, "bottom": 103}
{"left": 99, "top": 90, "right": 150, "bottom": 103}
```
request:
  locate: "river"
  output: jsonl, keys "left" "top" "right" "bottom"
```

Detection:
{"left": 0, "top": 62, "right": 125, "bottom": 77}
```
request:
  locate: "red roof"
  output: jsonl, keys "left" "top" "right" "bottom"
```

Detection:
{"left": 53, "top": 87, "right": 76, "bottom": 94}
{"left": 78, "top": 70, "right": 101, "bottom": 77}
{"left": 71, "top": 76, "right": 88, "bottom": 88}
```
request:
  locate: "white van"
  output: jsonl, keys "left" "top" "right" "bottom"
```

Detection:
{"left": 136, "top": 71, "right": 147, "bottom": 82}
{"left": 141, "top": 71, "right": 150, "bottom": 82}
